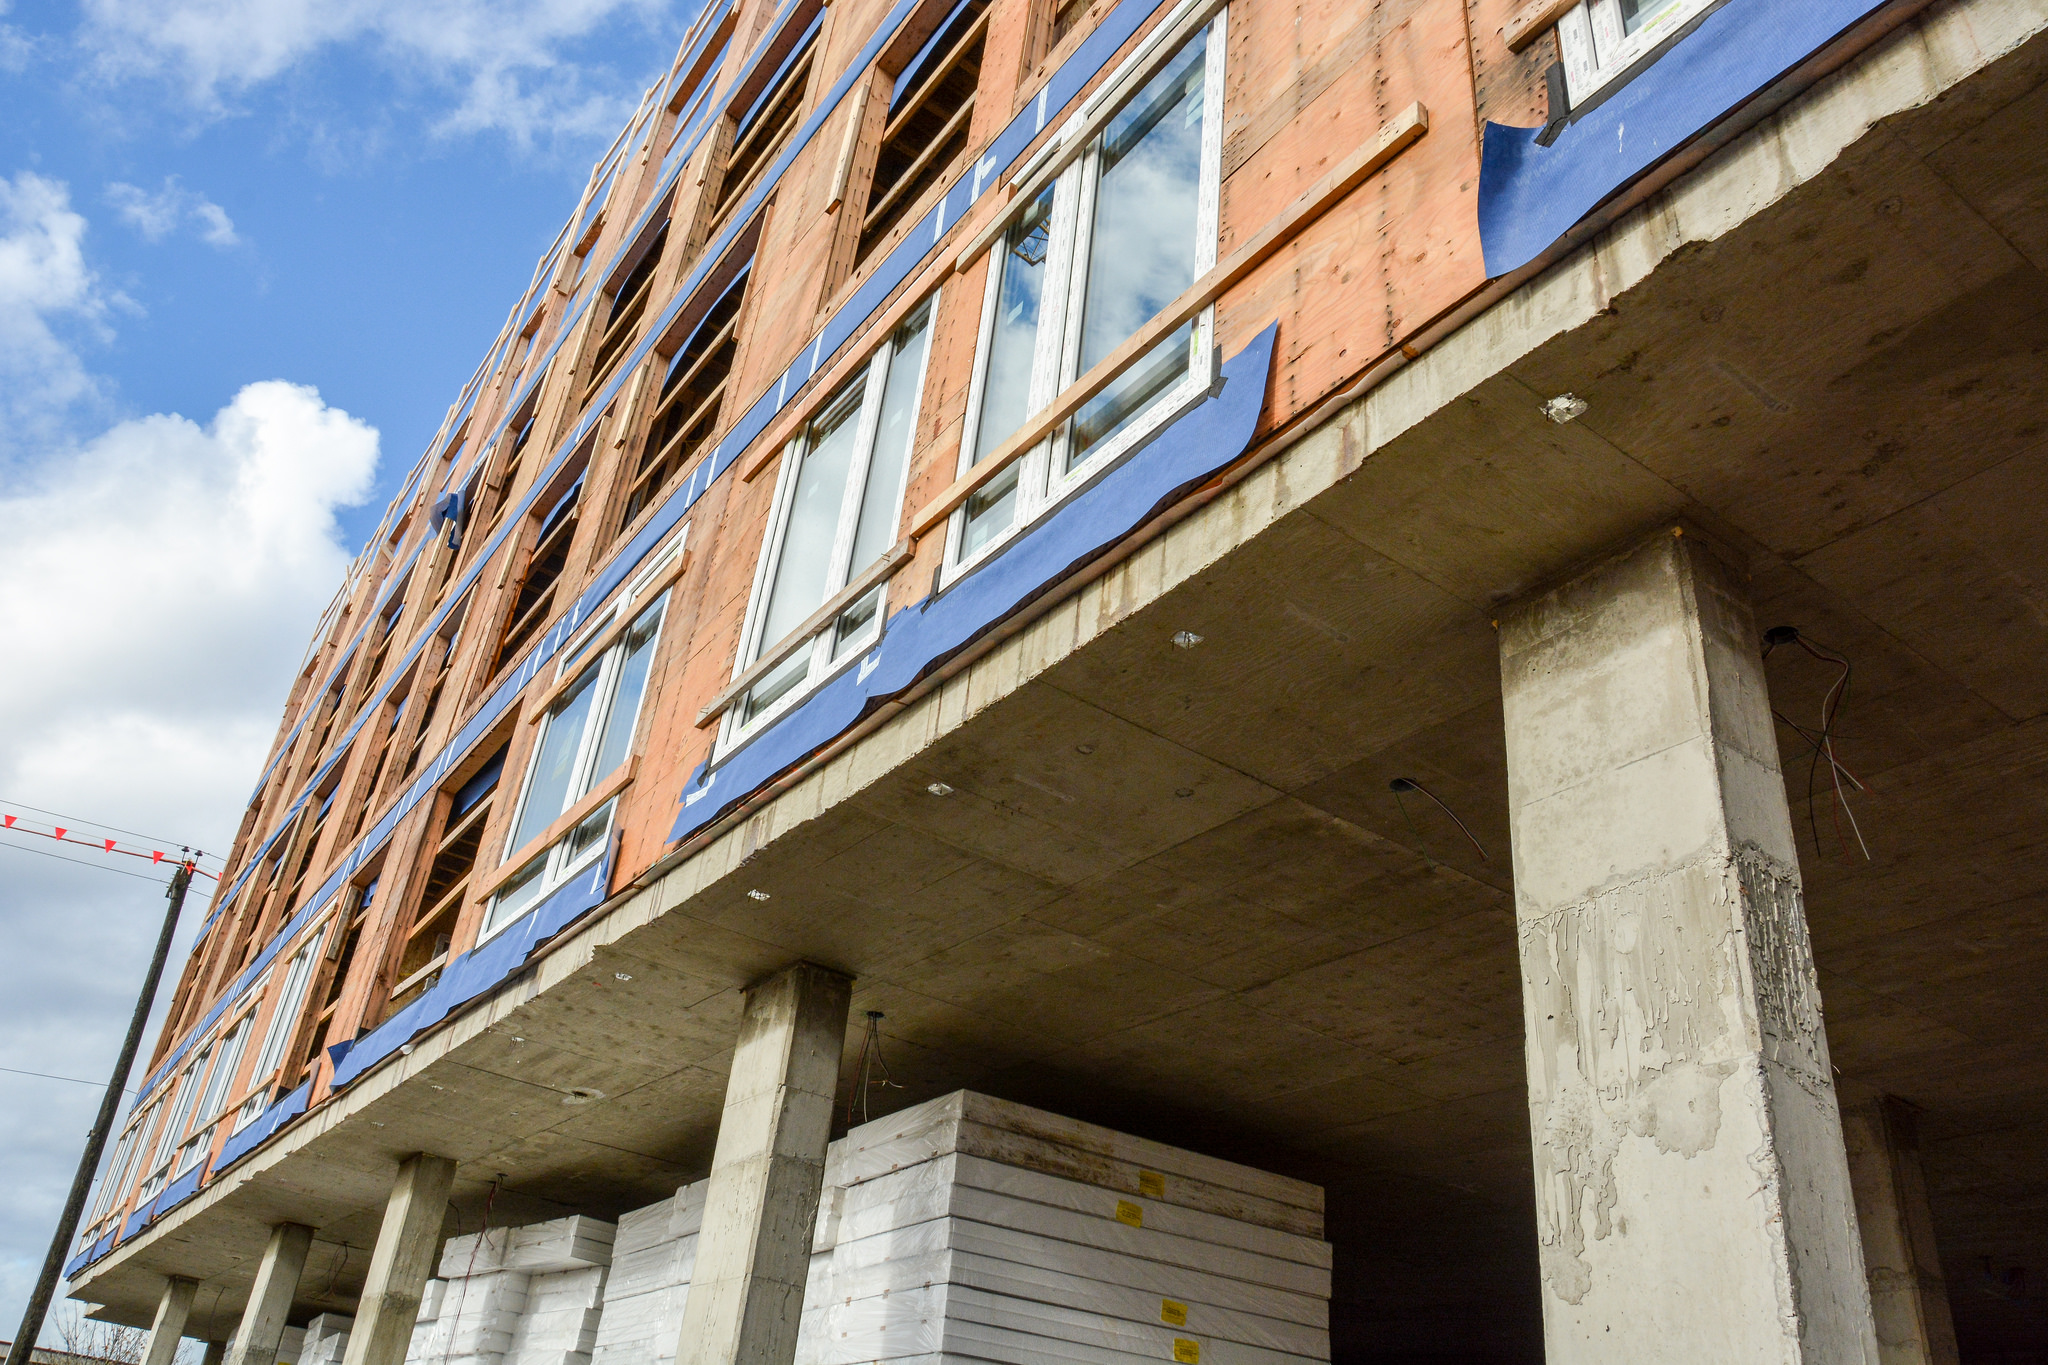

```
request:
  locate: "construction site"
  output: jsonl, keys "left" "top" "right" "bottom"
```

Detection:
{"left": 49, "top": 0, "right": 2048, "bottom": 1358}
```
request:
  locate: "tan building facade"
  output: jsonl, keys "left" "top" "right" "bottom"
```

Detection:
{"left": 60, "top": 0, "right": 2048, "bottom": 1357}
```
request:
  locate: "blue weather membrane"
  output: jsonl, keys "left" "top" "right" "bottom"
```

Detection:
{"left": 671, "top": 324, "right": 1278, "bottom": 845}
{"left": 328, "top": 849, "right": 615, "bottom": 1090}
{"left": 211, "top": 1081, "right": 313, "bottom": 1175}
{"left": 1477, "top": 0, "right": 1891, "bottom": 278}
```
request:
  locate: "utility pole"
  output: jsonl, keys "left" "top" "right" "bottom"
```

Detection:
{"left": 7, "top": 859, "right": 196, "bottom": 1365}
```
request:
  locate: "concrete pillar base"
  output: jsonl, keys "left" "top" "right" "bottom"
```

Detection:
{"left": 340, "top": 1153, "right": 457, "bottom": 1365}
{"left": 141, "top": 1276, "right": 196, "bottom": 1365}
{"left": 225, "top": 1223, "right": 313, "bottom": 1365}
{"left": 675, "top": 961, "right": 852, "bottom": 1365}
{"left": 1844, "top": 1096, "right": 1961, "bottom": 1365}
{"left": 1499, "top": 526, "right": 1879, "bottom": 1363}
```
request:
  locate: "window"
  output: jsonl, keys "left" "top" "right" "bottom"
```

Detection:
{"left": 949, "top": 20, "right": 1223, "bottom": 573}
{"left": 585, "top": 218, "right": 671, "bottom": 404}
{"left": 1046, "top": 0, "right": 1088, "bottom": 50}
{"left": 138, "top": 1042, "right": 210, "bottom": 1199}
{"left": 711, "top": 16, "right": 819, "bottom": 225}
{"left": 91, "top": 1101, "right": 158, "bottom": 1230}
{"left": 1556, "top": 0, "right": 1725, "bottom": 110}
{"left": 483, "top": 546, "right": 680, "bottom": 941}
{"left": 491, "top": 453, "right": 589, "bottom": 676}
{"left": 725, "top": 305, "right": 932, "bottom": 741}
{"left": 243, "top": 924, "right": 326, "bottom": 1108}
{"left": 386, "top": 754, "right": 502, "bottom": 1016}
{"left": 399, "top": 592, "right": 471, "bottom": 781}
{"left": 857, "top": 0, "right": 990, "bottom": 264}
{"left": 618, "top": 267, "right": 751, "bottom": 538}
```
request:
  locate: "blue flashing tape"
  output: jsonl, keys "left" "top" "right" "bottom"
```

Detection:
{"left": 212, "top": 1082, "right": 312, "bottom": 1174}
{"left": 672, "top": 325, "right": 1279, "bottom": 845}
{"left": 330, "top": 851, "right": 615, "bottom": 1090}
{"left": 1477, "top": 0, "right": 1889, "bottom": 278}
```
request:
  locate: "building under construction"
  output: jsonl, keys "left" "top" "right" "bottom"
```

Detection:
{"left": 56, "top": 0, "right": 2048, "bottom": 1358}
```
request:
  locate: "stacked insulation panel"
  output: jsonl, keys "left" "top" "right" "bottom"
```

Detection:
{"left": 407, "top": 1216, "right": 615, "bottom": 1365}
{"left": 585, "top": 1091, "right": 1328, "bottom": 1365}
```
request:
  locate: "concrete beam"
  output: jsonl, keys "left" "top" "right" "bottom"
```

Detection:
{"left": 140, "top": 1276, "right": 196, "bottom": 1365}
{"left": 676, "top": 961, "right": 852, "bottom": 1365}
{"left": 1844, "top": 1097, "right": 1960, "bottom": 1365}
{"left": 1498, "top": 527, "right": 1878, "bottom": 1362}
{"left": 225, "top": 1224, "right": 313, "bottom": 1365}
{"left": 339, "top": 1154, "right": 457, "bottom": 1365}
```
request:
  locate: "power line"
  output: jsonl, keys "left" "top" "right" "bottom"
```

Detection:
{"left": 0, "top": 1067, "right": 134, "bottom": 1096}
{"left": 0, "top": 799, "right": 220, "bottom": 863}
{"left": 0, "top": 837, "right": 171, "bottom": 883}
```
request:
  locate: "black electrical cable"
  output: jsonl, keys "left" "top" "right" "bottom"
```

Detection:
{"left": 1763, "top": 626, "right": 1870, "bottom": 861}
{"left": 0, "top": 837, "right": 172, "bottom": 883}
{"left": 0, "top": 799, "right": 220, "bottom": 862}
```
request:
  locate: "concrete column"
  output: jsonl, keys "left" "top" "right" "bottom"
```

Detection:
{"left": 141, "top": 1276, "right": 197, "bottom": 1365}
{"left": 340, "top": 1153, "right": 457, "bottom": 1365}
{"left": 1498, "top": 526, "right": 1878, "bottom": 1363}
{"left": 225, "top": 1223, "right": 313, "bottom": 1365}
{"left": 676, "top": 961, "right": 853, "bottom": 1365}
{"left": 1843, "top": 1097, "right": 1960, "bottom": 1365}
{"left": 201, "top": 1342, "right": 228, "bottom": 1365}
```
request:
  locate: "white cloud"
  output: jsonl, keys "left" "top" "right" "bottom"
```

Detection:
{"left": 0, "top": 380, "right": 378, "bottom": 1329}
{"left": 105, "top": 177, "right": 241, "bottom": 247}
{"left": 0, "top": 172, "right": 104, "bottom": 448}
{"left": 80, "top": 0, "right": 675, "bottom": 143}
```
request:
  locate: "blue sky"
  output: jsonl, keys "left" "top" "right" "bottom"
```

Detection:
{"left": 0, "top": 0, "right": 696, "bottom": 1342}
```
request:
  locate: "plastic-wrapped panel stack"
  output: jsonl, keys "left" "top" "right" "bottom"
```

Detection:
{"left": 299, "top": 1313, "right": 354, "bottom": 1365}
{"left": 586, "top": 1091, "right": 1327, "bottom": 1365}
{"left": 810, "top": 1092, "right": 1330, "bottom": 1365}
{"left": 406, "top": 1216, "right": 615, "bottom": 1365}
{"left": 587, "top": 1183, "right": 704, "bottom": 1365}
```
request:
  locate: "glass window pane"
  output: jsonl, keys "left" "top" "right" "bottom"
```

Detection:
{"left": 484, "top": 856, "right": 546, "bottom": 937}
{"left": 972, "top": 189, "right": 1054, "bottom": 466}
{"left": 590, "top": 607, "right": 662, "bottom": 780}
{"left": 513, "top": 670, "right": 599, "bottom": 850}
{"left": 1618, "top": 0, "right": 1682, "bottom": 33}
{"left": 962, "top": 462, "right": 1020, "bottom": 558}
{"left": 742, "top": 647, "right": 812, "bottom": 724}
{"left": 565, "top": 799, "right": 616, "bottom": 863}
{"left": 832, "top": 586, "right": 881, "bottom": 659}
{"left": 849, "top": 312, "right": 931, "bottom": 572}
{"left": 757, "top": 384, "right": 865, "bottom": 652}
{"left": 1071, "top": 28, "right": 1207, "bottom": 465}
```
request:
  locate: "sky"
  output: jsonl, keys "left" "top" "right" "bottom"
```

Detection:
{"left": 0, "top": 0, "right": 699, "bottom": 1342}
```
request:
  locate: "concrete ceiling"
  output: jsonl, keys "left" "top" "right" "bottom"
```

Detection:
{"left": 76, "top": 19, "right": 2048, "bottom": 1364}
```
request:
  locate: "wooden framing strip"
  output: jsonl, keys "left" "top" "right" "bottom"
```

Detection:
{"left": 953, "top": 0, "right": 1229, "bottom": 275}
{"left": 909, "top": 101, "right": 1428, "bottom": 540}
{"left": 472, "top": 756, "right": 640, "bottom": 903}
{"left": 694, "top": 536, "right": 914, "bottom": 726}
{"left": 826, "top": 78, "right": 872, "bottom": 214}
{"left": 1504, "top": 0, "right": 1579, "bottom": 52}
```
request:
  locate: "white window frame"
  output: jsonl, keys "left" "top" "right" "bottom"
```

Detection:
{"left": 1556, "top": 0, "right": 1727, "bottom": 110}
{"left": 482, "top": 536, "right": 685, "bottom": 943}
{"left": 944, "top": 11, "right": 1226, "bottom": 583}
{"left": 138, "top": 1045, "right": 210, "bottom": 1200}
{"left": 243, "top": 922, "right": 328, "bottom": 1102}
{"left": 718, "top": 303, "right": 937, "bottom": 753}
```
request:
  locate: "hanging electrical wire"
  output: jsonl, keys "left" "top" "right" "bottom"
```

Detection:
{"left": 0, "top": 837, "right": 178, "bottom": 884}
{"left": 1388, "top": 778, "right": 1490, "bottom": 860}
{"left": 1762, "top": 625, "right": 1871, "bottom": 862}
{"left": 845, "top": 1011, "right": 903, "bottom": 1127}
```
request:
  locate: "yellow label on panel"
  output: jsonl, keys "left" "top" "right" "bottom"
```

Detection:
{"left": 1172, "top": 1339, "right": 1200, "bottom": 1364}
{"left": 1138, "top": 1169, "right": 1166, "bottom": 1198}
{"left": 1160, "top": 1299, "right": 1188, "bottom": 1327}
{"left": 1115, "top": 1199, "right": 1144, "bottom": 1227}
